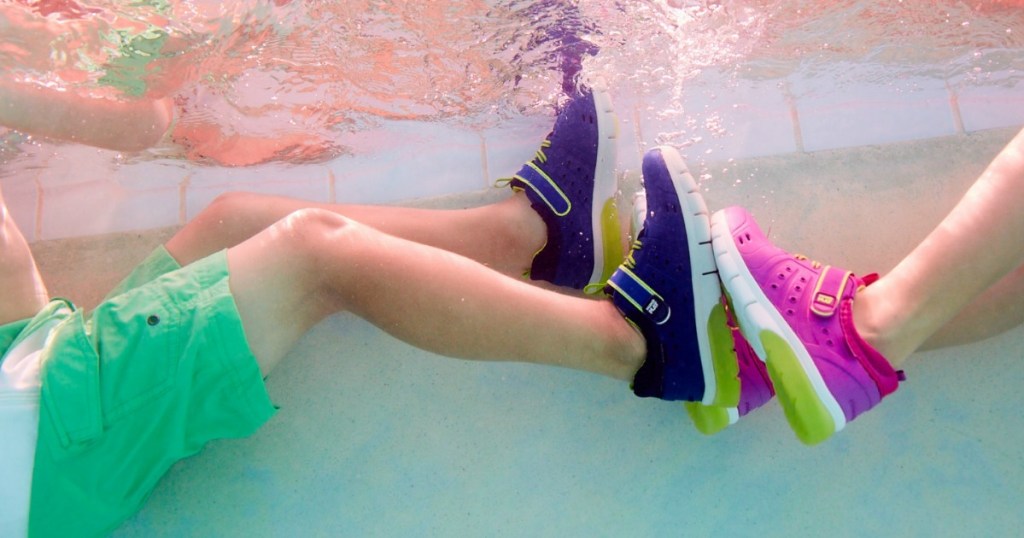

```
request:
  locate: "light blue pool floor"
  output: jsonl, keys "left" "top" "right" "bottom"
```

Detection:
{"left": 33, "top": 129, "right": 1022, "bottom": 537}
{"left": 117, "top": 316, "right": 1024, "bottom": 537}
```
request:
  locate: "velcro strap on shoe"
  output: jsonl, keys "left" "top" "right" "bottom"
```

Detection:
{"left": 811, "top": 266, "right": 853, "bottom": 318}
{"left": 515, "top": 162, "right": 571, "bottom": 216}
{"left": 607, "top": 266, "right": 671, "bottom": 325}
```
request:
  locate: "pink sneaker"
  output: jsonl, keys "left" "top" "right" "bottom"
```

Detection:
{"left": 711, "top": 206, "right": 904, "bottom": 445}
{"left": 685, "top": 299, "right": 775, "bottom": 435}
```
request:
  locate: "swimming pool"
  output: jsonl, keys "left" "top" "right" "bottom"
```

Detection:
{"left": 3, "top": 1, "right": 1024, "bottom": 535}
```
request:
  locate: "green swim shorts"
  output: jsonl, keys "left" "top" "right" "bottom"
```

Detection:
{"left": 26, "top": 248, "right": 276, "bottom": 538}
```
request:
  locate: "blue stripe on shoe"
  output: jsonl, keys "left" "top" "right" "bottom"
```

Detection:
{"left": 515, "top": 163, "right": 571, "bottom": 216}
{"left": 607, "top": 266, "right": 672, "bottom": 326}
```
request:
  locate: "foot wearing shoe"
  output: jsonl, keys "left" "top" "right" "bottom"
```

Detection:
{"left": 498, "top": 87, "right": 620, "bottom": 292}
{"left": 685, "top": 297, "right": 775, "bottom": 435}
{"left": 605, "top": 146, "right": 737, "bottom": 405}
{"left": 711, "top": 206, "right": 904, "bottom": 445}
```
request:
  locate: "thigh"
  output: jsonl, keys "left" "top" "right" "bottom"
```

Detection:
{"left": 0, "top": 202, "right": 48, "bottom": 325}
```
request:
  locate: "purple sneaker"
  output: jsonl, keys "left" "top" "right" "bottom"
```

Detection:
{"left": 500, "top": 87, "right": 620, "bottom": 291}
{"left": 606, "top": 147, "right": 737, "bottom": 405}
{"left": 711, "top": 206, "right": 904, "bottom": 445}
{"left": 685, "top": 298, "right": 775, "bottom": 435}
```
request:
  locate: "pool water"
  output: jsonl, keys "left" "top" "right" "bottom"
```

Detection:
{"left": 2, "top": 0, "right": 1024, "bottom": 536}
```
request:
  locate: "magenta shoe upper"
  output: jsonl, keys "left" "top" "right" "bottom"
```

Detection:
{"left": 722, "top": 206, "right": 902, "bottom": 423}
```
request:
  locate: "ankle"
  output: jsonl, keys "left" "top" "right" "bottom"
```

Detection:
{"left": 851, "top": 287, "right": 913, "bottom": 367}
{"left": 500, "top": 193, "right": 547, "bottom": 260}
{"left": 599, "top": 302, "right": 646, "bottom": 381}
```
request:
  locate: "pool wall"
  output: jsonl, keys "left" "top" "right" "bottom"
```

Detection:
{"left": 3, "top": 64, "right": 1024, "bottom": 243}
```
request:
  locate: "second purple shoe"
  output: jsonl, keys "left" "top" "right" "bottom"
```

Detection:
{"left": 606, "top": 146, "right": 738, "bottom": 405}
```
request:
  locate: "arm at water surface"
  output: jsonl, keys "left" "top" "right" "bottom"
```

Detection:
{"left": 0, "top": 78, "right": 173, "bottom": 152}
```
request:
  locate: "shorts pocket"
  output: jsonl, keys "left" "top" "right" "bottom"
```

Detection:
{"left": 89, "top": 286, "right": 183, "bottom": 423}
{"left": 38, "top": 312, "right": 103, "bottom": 453}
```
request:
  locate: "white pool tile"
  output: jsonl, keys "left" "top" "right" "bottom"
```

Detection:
{"left": 37, "top": 157, "right": 186, "bottom": 239}
{"left": 634, "top": 70, "right": 798, "bottom": 164}
{"left": 35, "top": 144, "right": 122, "bottom": 189}
{"left": 791, "top": 70, "right": 957, "bottom": 152}
{"left": 608, "top": 91, "right": 645, "bottom": 173}
{"left": 1, "top": 135, "right": 50, "bottom": 241}
{"left": 40, "top": 177, "right": 180, "bottom": 240}
{"left": 184, "top": 163, "right": 332, "bottom": 221}
{"left": 480, "top": 115, "right": 551, "bottom": 185}
{"left": 0, "top": 172, "right": 39, "bottom": 242}
{"left": 328, "top": 121, "right": 486, "bottom": 205}
{"left": 951, "top": 70, "right": 1024, "bottom": 133}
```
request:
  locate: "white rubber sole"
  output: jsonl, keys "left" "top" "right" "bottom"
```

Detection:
{"left": 587, "top": 88, "right": 619, "bottom": 287}
{"left": 709, "top": 209, "right": 847, "bottom": 441}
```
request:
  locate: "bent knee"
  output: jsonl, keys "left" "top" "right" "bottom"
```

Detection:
{"left": 273, "top": 208, "right": 361, "bottom": 251}
{"left": 263, "top": 208, "right": 367, "bottom": 280}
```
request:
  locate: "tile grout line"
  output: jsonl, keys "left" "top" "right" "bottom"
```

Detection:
{"left": 328, "top": 168, "right": 337, "bottom": 203}
{"left": 178, "top": 173, "right": 191, "bottom": 225}
{"left": 479, "top": 131, "right": 490, "bottom": 189}
{"left": 784, "top": 79, "right": 805, "bottom": 153}
{"left": 946, "top": 79, "right": 966, "bottom": 135}
{"left": 632, "top": 98, "right": 645, "bottom": 152}
{"left": 33, "top": 176, "right": 43, "bottom": 242}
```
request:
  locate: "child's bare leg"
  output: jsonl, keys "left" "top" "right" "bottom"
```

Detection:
{"left": 223, "top": 208, "right": 644, "bottom": 379}
{"left": 170, "top": 87, "right": 621, "bottom": 291}
{"left": 920, "top": 264, "right": 1024, "bottom": 349}
{"left": 855, "top": 126, "right": 1024, "bottom": 365}
{"left": 166, "top": 191, "right": 546, "bottom": 278}
{"left": 0, "top": 186, "right": 48, "bottom": 324}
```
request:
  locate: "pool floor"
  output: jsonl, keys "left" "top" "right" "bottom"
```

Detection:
{"left": 30, "top": 129, "right": 1024, "bottom": 537}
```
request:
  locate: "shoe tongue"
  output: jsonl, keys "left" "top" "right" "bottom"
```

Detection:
{"left": 839, "top": 300, "right": 902, "bottom": 397}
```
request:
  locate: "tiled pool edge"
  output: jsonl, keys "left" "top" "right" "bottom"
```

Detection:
{"left": 4, "top": 70, "right": 1023, "bottom": 243}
